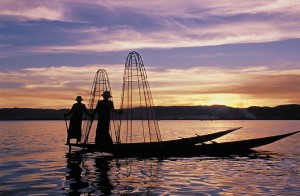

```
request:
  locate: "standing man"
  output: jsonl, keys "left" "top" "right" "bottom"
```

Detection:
{"left": 65, "top": 96, "right": 89, "bottom": 145}
{"left": 93, "top": 91, "right": 122, "bottom": 152}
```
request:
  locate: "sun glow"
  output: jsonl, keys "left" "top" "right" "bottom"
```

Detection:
{"left": 206, "top": 94, "right": 242, "bottom": 107}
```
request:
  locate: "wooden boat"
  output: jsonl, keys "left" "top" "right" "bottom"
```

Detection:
{"left": 69, "top": 127, "right": 241, "bottom": 150}
{"left": 167, "top": 130, "right": 300, "bottom": 157}
{"left": 70, "top": 130, "right": 299, "bottom": 157}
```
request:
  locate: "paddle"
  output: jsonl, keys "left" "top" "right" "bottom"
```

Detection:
{"left": 64, "top": 115, "right": 71, "bottom": 153}
{"left": 64, "top": 116, "right": 69, "bottom": 134}
{"left": 79, "top": 113, "right": 94, "bottom": 158}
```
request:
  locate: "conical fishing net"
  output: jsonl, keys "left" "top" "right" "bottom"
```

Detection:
{"left": 81, "top": 69, "right": 119, "bottom": 144}
{"left": 118, "top": 51, "right": 162, "bottom": 143}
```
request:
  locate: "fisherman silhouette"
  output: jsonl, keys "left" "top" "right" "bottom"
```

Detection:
{"left": 65, "top": 96, "right": 89, "bottom": 145}
{"left": 93, "top": 91, "right": 122, "bottom": 152}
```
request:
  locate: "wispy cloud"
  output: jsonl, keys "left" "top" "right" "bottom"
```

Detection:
{"left": 1, "top": 64, "right": 300, "bottom": 108}
{"left": 0, "top": 64, "right": 124, "bottom": 108}
{"left": 1, "top": 0, "right": 300, "bottom": 56}
{"left": 0, "top": 1, "right": 65, "bottom": 21}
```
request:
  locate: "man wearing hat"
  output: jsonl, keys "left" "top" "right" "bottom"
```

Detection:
{"left": 65, "top": 96, "right": 89, "bottom": 145}
{"left": 93, "top": 91, "right": 122, "bottom": 152}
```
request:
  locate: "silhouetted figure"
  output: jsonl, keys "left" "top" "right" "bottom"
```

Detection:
{"left": 65, "top": 96, "right": 89, "bottom": 145}
{"left": 93, "top": 91, "right": 121, "bottom": 152}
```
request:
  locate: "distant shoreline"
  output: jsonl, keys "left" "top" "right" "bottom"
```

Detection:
{"left": 1, "top": 104, "right": 300, "bottom": 120}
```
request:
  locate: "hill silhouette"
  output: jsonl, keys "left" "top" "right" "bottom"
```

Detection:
{"left": 0, "top": 108, "right": 68, "bottom": 120}
{"left": 0, "top": 104, "right": 299, "bottom": 120}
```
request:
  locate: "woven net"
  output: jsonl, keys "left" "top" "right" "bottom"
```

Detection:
{"left": 118, "top": 51, "right": 162, "bottom": 143}
{"left": 81, "top": 69, "right": 119, "bottom": 144}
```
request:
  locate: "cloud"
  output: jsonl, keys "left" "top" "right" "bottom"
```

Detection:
{"left": 0, "top": 1, "right": 65, "bottom": 21}
{"left": 2, "top": 1, "right": 300, "bottom": 23}
{"left": 86, "top": 0, "right": 300, "bottom": 18}
{"left": 18, "top": 18, "right": 300, "bottom": 56}
{"left": 145, "top": 66, "right": 300, "bottom": 107}
{"left": 1, "top": 0, "right": 300, "bottom": 57}
{"left": 1, "top": 64, "right": 300, "bottom": 108}
{"left": 0, "top": 64, "right": 125, "bottom": 108}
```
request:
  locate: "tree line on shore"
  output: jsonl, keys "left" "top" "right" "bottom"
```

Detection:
{"left": 1, "top": 104, "right": 300, "bottom": 120}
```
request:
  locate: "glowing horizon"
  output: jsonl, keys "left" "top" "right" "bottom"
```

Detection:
{"left": 1, "top": 64, "right": 299, "bottom": 109}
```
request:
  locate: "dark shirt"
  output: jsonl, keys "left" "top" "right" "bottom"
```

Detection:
{"left": 94, "top": 99, "right": 115, "bottom": 122}
{"left": 69, "top": 103, "right": 88, "bottom": 117}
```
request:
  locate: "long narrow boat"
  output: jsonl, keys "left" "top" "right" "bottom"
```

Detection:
{"left": 112, "top": 130, "right": 299, "bottom": 157}
{"left": 191, "top": 130, "right": 300, "bottom": 156}
{"left": 69, "top": 127, "right": 241, "bottom": 150}
{"left": 69, "top": 130, "right": 299, "bottom": 157}
{"left": 122, "top": 127, "right": 242, "bottom": 148}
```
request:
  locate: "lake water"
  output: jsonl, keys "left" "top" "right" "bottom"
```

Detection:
{"left": 0, "top": 120, "right": 300, "bottom": 195}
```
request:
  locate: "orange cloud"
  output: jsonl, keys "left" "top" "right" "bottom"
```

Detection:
{"left": 1, "top": 64, "right": 299, "bottom": 108}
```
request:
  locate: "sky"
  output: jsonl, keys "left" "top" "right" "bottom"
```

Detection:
{"left": 1, "top": 0, "right": 300, "bottom": 109}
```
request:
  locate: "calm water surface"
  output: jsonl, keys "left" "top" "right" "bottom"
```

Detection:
{"left": 0, "top": 120, "right": 300, "bottom": 195}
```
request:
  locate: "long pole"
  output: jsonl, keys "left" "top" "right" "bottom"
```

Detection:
{"left": 64, "top": 116, "right": 69, "bottom": 133}
{"left": 81, "top": 116, "right": 93, "bottom": 154}
{"left": 64, "top": 116, "right": 71, "bottom": 152}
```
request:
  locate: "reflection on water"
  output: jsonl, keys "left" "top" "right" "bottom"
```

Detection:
{"left": 65, "top": 151, "right": 88, "bottom": 195}
{"left": 65, "top": 150, "right": 300, "bottom": 195}
{"left": 95, "top": 157, "right": 113, "bottom": 194}
{"left": 111, "top": 158, "right": 162, "bottom": 195}
{"left": 65, "top": 150, "right": 163, "bottom": 195}
{"left": 1, "top": 120, "right": 300, "bottom": 195}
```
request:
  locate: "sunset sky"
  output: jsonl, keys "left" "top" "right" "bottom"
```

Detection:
{"left": 1, "top": 0, "right": 300, "bottom": 109}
